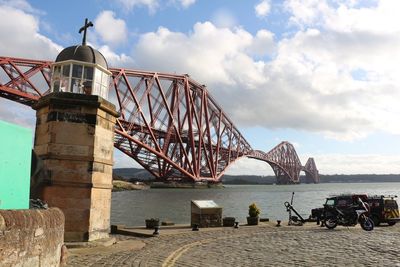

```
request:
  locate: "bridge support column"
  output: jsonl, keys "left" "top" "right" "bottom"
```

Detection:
{"left": 32, "top": 92, "right": 118, "bottom": 242}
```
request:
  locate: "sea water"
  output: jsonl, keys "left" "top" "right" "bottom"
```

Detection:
{"left": 111, "top": 183, "right": 400, "bottom": 226}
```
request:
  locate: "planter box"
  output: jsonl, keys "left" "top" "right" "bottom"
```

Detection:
{"left": 247, "top": 216, "right": 259, "bottom": 225}
{"left": 145, "top": 219, "right": 160, "bottom": 229}
{"left": 222, "top": 217, "right": 236, "bottom": 227}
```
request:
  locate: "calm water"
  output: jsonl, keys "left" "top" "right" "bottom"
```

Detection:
{"left": 111, "top": 183, "right": 400, "bottom": 226}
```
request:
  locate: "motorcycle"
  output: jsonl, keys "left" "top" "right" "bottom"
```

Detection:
{"left": 324, "top": 197, "right": 374, "bottom": 231}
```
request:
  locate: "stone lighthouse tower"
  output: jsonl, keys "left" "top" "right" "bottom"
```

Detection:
{"left": 33, "top": 19, "right": 118, "bottom": 242}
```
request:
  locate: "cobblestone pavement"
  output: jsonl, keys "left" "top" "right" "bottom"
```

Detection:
{"left": 67, "top": 224, "right": 400, "bottom": 267}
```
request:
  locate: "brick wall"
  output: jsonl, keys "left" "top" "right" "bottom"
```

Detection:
{"left": 0, "top": 208, "right": 65, "bottom": 266}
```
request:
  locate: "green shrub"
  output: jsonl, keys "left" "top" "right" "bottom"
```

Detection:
{"left": 248, "top": 203, "right": 260, "bottom": 217}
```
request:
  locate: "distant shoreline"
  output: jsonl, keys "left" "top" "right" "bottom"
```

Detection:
{"left": 112, "top": 180, "right": 149, "bottom": 191}
{"left": 113, "top": 168, "right": 400, "bottom": 184}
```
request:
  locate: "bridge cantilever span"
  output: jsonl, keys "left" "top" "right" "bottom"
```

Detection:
{"left": 0, "top": 56, "right": 319, "bottom": 184}
{"left": 303, "top": 157, "right": 320, "bottom": 183}
{"left": 248, "top": 141, "right": 304, "bottom": 184}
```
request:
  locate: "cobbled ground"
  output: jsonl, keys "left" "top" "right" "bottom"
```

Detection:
{"left": 67, "top": 223, "right": 400, "bottom": 267}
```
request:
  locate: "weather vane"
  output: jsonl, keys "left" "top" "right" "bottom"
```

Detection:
{"left": 79, "top": 18, "right": 93, "bottom": 46}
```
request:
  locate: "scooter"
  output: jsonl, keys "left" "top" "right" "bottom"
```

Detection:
{"left": 324, "top": 197, "right": 374, "bottom": 231}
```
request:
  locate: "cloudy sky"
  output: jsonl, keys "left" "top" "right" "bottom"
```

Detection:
{"left": 0, "top": 0, "right": 399, "bottom": 175}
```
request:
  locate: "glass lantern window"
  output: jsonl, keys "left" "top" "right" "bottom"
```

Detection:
{"left": 93, "top": 68, "right": 110, "bottom": 99}
{"left": 60, "top": 76, "right": 69, "bottom": 92}
{"left": 84, "top": 67, "right": 93, "bottom": 80}
{"left": 53, "top": 65, "right": 61, "bottom": 78}
{"left": 62, "top": 65, "right": 70, "bottom": 76}
{"left": 50, "top": 62, "right": 109, "bottom": 99}
{"left": 72, "top": 64, "right": 83, "bottom": 78}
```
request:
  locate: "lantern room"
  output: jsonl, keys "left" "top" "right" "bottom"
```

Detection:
{"left": 50, "top": 45, "right": 111, "bottom": 99}
{"left": 50, "top": 19, "right": 111, "bottom": 100}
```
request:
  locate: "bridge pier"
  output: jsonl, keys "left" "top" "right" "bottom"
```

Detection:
{"left": 32, "top": 93, "right": 118, "bottom": 242}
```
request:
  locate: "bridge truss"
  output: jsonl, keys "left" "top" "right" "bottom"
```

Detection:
{"left": 0, "top": 56, "right": 319, "bottom": 183}
{"left": 303, "top": 158, "right": 320, "bottom": 183}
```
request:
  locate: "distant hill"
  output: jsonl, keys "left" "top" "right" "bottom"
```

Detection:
{"left": 319, "top": 174, "right": 400, "bottom": 183}
{"left": 113, "top": 168, "right": 152, "bottom": 180}
{"left": 113, "top": 168, "right": 400, "bottom": 184}
{"left": 222, "top": 175, "right": 276, "bottom": 184}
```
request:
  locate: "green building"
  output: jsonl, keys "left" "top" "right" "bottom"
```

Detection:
{"left": 0, "top": 120, "right": 32, "bottom": 209}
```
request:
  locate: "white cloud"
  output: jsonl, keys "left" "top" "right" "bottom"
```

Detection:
{"left": 0, "top": 98, "right": 36, "bottom": 131}
{"left": 255, "top": 0, "right": 271, "bottom": 18}
{"left": 0, "top": 3, "right": 61, "bottom": 60}
{"left": 117, "top": 0, "right": 159, "bottom": 13}
{"left": 311, "top": 153, "right": 400, "bottom": 175}
{"left": 214, "top": 136, "right": 400, "bottom": 175}
{"left": 226, "top": 152, "right": 400, "bottom": 176}
{"left": 247, "top": 29, "right": 275, "bottom": 57}
{"left": 326, "top": 1, "right": 400, "bottom": 34}
{"left": 114, "top": 149, "right": 143, "bottom": 168}
{"left": 284, "top": 0, "right": 332, "bottom": 27}
{"left": 132, "top": 1, "right": 400, "bottom": 141}
{"left": 178, "top": 0, "right": 196, "bottom": 8}
{"left": 0, "top": 2, "right": 62, "bottom": 129}
{"left": 225, "top": 157, "right": 275, "bottom": 176}
{"left": 277, "top": 0, "right": 400, "bottom": 139}
{"left": 0, "top": 0, "right": 43, "bottom": 14}
{"left": 227, "top": 146, "right": 400, "bottom": 175}
{"left": 94, "top": 11, "right": 128, "bottom": 47}
{"left": 98, "top": 45, "right": 135, "bottom": 68}
{"left": 134, "top": 22, "right": 269, "bottom": 87}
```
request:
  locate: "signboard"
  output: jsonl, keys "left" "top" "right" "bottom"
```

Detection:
{"left": 191, "top": 200, "right": 222, "bottom": 227}
{"left": 192, "top": 200, "right": 220, "bottom": 208}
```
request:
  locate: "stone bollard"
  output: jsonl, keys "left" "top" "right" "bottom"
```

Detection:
{"left": 153, "top": 226, "right": 160, "bottom": 235}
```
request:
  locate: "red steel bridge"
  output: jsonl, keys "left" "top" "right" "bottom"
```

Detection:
{"left": 0, "top": 56, "right": 319, "bottom": 184}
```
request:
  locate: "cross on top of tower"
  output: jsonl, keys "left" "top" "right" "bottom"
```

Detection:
{"left": 79, "top": 18, "right": 93, "bottom": 46}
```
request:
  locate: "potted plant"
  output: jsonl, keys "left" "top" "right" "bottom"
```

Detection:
{"left": 247, "top": 203, "right": 260, "bottom": 225}
{"left": 145, "top": 218, "right": 160, "bottom": 229}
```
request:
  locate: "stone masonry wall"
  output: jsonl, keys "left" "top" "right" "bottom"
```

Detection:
{"left": 0, "top": 208, "right": 65, "bottom": 267}
{"left": 32, "top": 93, "right": 118, "bottom": 242}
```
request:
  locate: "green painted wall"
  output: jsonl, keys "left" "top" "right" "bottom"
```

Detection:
{"left": 0, "top": 120, "right": 32, "bottom": 209}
